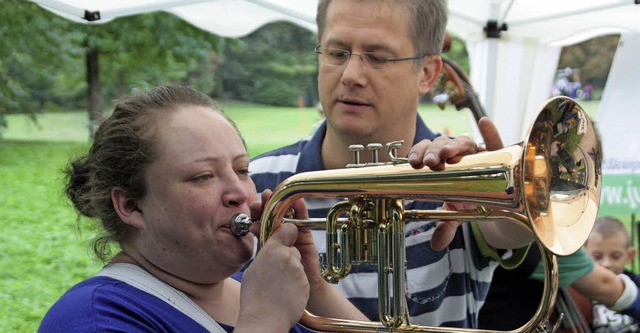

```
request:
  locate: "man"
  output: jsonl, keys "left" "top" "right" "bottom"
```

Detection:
{"left": 250, "top": 0, "right": 531, "bottom": 327}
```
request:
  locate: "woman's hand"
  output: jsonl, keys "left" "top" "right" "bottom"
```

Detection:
{"left": 251, "top": 190, "right": 324, "bottom": 289}
{"left": 238, "top": 220, "right": 309, "bottom": 332}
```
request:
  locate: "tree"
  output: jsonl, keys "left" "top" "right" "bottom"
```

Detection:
{"left": 1, "top": 2, "right": 225, "bottom": 138}
{"left": 74, "top": 12, "right": 224, "bottom": 137}
{"left": 0, "top": 0, "right": 85, "bottom": 136}
{"left": 219, "top": 22, "right": 318, "bottom": 107}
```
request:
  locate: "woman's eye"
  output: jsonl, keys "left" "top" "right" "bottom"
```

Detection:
{"left": 237, "top": 168, "right": 250, "bottom": 176}
{"left": 193, "top": 173, "right": 213, "bottom": 182}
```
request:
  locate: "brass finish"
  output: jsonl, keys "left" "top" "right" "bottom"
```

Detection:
{"left": 255, "top": 97, "right": 601, "bottom": 332}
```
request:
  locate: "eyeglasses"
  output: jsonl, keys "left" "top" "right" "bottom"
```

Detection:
{"left": 314, "top": 45, "right": 427, "bottom": 69}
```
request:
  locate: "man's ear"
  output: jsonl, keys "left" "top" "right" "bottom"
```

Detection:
{"left": 418, "top": 55, "right": 443, "bottom": 95}
{"left": 111, "top": 187, "right": 145, "bottom": 230}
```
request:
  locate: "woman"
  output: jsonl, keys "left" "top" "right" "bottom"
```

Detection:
{"left": 38, "top": 85, "right": 365, "bottom": 332}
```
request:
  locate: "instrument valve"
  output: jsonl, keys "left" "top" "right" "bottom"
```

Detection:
{"left": 386, "top": 140, "right": 408, "bottom": 164}
{"left": 366, "top": 143, "right": 384, "bottom": 166}
{"left": 346, "top": 141, "right": 408, "bottom": 167}
{"left": 346, "top": 144, "right": 366, "bottom": 168}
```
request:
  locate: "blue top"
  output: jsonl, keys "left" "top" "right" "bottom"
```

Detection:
{"left": 38, "top": 271, "right": 312, "bottom": 333}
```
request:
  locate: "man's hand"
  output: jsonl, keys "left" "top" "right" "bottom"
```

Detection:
{"left": 407, "top": 117, "right": 505, "bottom": 250}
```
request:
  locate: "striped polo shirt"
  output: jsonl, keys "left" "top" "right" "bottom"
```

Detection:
{"left": 249, "top": 116, "right": 497, "bottom": 328}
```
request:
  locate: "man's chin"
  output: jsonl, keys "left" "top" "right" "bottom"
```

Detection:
{"left": 332, "top": 121, "right": 374, "bottom": 137}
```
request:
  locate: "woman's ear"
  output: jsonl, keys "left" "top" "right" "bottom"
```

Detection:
{"left": 111, "top": 187, "right": 145, "bottom": 230}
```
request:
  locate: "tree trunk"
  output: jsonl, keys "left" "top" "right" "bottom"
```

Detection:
{"left": 86, "top": 39, "right": 101, "bottom": 140}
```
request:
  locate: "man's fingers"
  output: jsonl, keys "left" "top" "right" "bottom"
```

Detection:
{"left": 478, "top": 117, "right": 504, "bottom": 151}
{"left": 408, "top": 139, "right": 432, "bottom": 168}
{"left": 431, "top": 220, "right": 462, "bottom": 251}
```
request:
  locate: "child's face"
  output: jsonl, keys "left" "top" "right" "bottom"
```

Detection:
{"left": 586, "top": 232, "right": 636, "bottom": 275}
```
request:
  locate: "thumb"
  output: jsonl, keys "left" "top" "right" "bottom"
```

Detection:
{"left": 265, "top": 223, "right": 299, "bottom": 248}
{"left": 478, "top": 117, "right": 504, "bottom": 151}
{"left": 430, "top": 220, "right": 461, "bottom": 251}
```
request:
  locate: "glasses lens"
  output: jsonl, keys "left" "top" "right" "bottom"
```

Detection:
{"left": 317, "top": 47, "right": 412, "bottom": 69}
{"left": 319, "top": 47, "right": 350, "bottom": 66}
{"left": 362, "top": 53, "right": 389, "bottom": 69}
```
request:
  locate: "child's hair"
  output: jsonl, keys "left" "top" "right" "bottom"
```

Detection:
{"left": 588, "top": 216, "right": 631, "bottom": 248}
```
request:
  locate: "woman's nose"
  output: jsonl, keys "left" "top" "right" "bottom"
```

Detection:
{"left": 222, "top": 176, "right": 251, "bottom": 207}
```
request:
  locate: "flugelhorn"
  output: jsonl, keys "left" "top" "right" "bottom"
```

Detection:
{"left": 234, "top": 96, "right": 602, "bottom": 332}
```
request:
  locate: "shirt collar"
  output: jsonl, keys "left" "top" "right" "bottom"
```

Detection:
{"left": 296, "top": 114, "right": 440, "bottom": 173}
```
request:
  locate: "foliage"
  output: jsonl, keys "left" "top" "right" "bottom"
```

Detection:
{"left": 81, "top": 11, "right": 223, "bottom": 101}
{"left": 0, "top": 0, "right": 85, "bottom": 117}
{"left": 559, "top": 35, "right": 620, "bottom": 91}
{"left": 442, "top": 33, "right": 470, "bottom": 73}
{"left": 0, "top": 1, "right": 226, "bottom": 137}
{"left": 219, "top": 22, "right": 318, "bottom": 107}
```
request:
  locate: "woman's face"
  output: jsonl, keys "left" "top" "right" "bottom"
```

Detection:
{"left": 134, "top": 105, "right": 256, "bottom": 283}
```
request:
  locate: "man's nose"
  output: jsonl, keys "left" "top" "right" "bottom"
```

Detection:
{"left": 341, "top": 54, "right": 368, "bottom": 87}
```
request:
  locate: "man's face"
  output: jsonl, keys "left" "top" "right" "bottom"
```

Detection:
{"left": 317, "top": 0, "right": 439, "bottom": 143}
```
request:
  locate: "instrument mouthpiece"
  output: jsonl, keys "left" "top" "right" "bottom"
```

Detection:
{"left": 230, "top": 213, "right": 253, "bottom": 237}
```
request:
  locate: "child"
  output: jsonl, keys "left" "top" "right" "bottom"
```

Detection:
{"left": 585, "top": 216, "right": 640, "bottom": 332}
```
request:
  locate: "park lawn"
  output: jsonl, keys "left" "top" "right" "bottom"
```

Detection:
{"left": 0, "top": 140, "right": 99, "bottom": 332}
{"left": 2, "top": 100, "right": 476, "bottom": 157}
{"left": 0, "top": 99, "right": 600, "bottom": 332}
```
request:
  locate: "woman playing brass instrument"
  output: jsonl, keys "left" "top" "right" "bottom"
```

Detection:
{"left": 38, "top": 86, "right": 367, "bottom": 332}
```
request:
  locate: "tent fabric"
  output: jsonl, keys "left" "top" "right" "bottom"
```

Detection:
{"left": 466, "top": 39, "right": 562, "bottom": 143}
{"left": 30, "top": 0, "right": 640, "bottom": 143}
{"left": 448, "top": 0, "right": 640, "bottom": 45}
{"left": 447, "top": 0, "right": 640, "bottom": 143}
{"left": 32, "top": 0, "right": 317, "bottom": 38}
{"left": 595, "top": 32, "right": 640, "bottom": 215}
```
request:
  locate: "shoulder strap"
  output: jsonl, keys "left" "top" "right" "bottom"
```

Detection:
{"left": 96, "top": 263, "right": 227, "bottom": 333}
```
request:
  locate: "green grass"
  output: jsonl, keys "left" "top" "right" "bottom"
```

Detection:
{"left": 2, "top": 101, "right": 472, "bottom": 157}
{"left": 0, "top": 99, "right": 601, "bottom": 332}
{"left": 0, "top": 141, "right": 98, "bottom": 332}
{"left": 3, "top": 99, "right": 600, "bottom": 156}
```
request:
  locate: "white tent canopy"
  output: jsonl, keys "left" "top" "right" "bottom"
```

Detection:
{"left": 446, "top": 0, "right": 640, "bottom": 144}
{"left": 32, "top": 0, "right": 317, "bottom": 38}
{"left": 28, "top": 0, "right": 640, "bottom": 214}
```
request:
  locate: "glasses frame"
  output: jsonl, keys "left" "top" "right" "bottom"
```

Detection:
{"left": 314, "top": 45, "right": 427, "bottom": 69}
